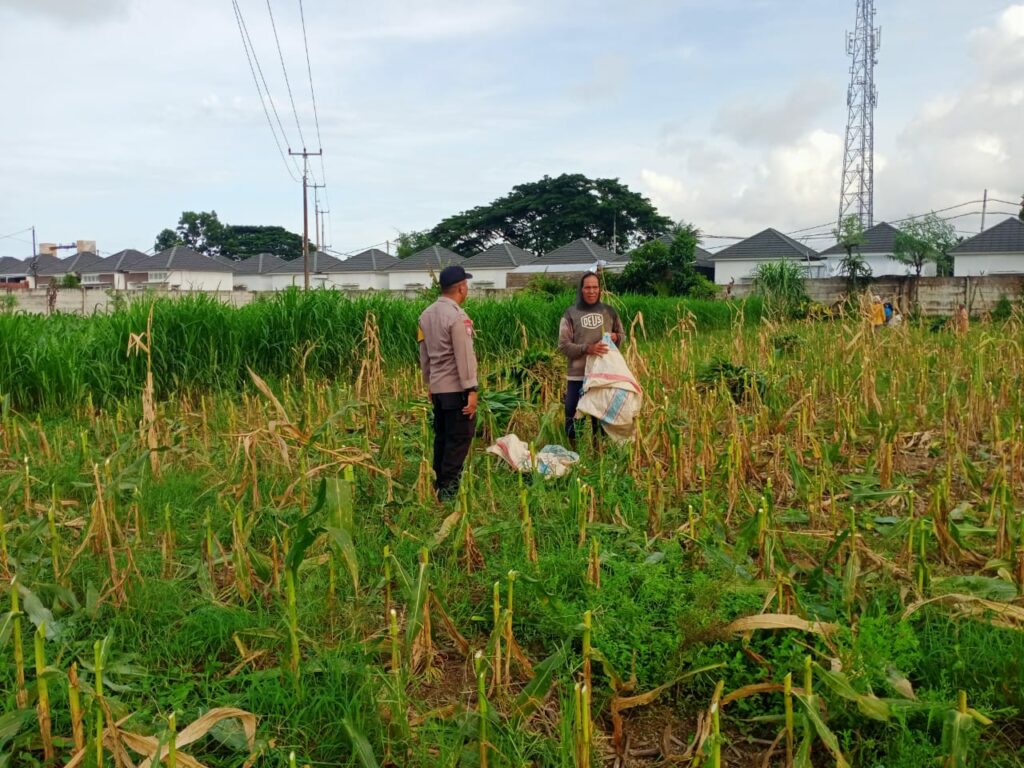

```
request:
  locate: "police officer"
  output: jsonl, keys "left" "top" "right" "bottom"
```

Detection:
{"left": 418, "top": 265, "right": 479, "bottom": 500}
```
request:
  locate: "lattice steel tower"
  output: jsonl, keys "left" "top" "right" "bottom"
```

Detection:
{"left": 838, "top": 0, "right": 880, "bottom": 231}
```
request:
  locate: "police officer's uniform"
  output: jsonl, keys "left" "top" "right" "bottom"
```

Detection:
{"left": 418, "top": 266, "right": 478, "bottom": 500}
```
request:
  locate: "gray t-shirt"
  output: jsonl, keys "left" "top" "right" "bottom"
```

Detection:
{"left": 557, "top": 303, "right": 625, "bottom": 381}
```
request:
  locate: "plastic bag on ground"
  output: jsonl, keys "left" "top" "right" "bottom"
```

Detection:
{"left": 486, "top": 433, "right": 580, "bottom": 478}
{"left": 576, "top": 333, "right": 643, "bottom": 443}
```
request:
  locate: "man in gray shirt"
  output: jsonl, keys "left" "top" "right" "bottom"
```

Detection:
{"left": 418, "top": 265, "right": 479, "bottom": 500}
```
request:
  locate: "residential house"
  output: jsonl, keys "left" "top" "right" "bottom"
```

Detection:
{"left": 329, "top": 248, "right": 398, "bottom": 290}
{"left": 819, "top": 222, "right": 936, "bottom": 277}
{"left": 221, "top": 253, "right": 288, "bottom": 291}
{"left": 710, "top": 228, "right": 826, "bottom": 285}
{"left": 100, "top": 249, "right": 152, "bottom": 289}
{"left": 0, "top": 256, "right": 31, "bottom": 288}
{"left": 386, "top": 245, "right": 464, "bottom": 290}
{"left": 509, "top": 239, "right": 621, "bottom": 288}
{"left": 461, "top": 243, "right": 536, "bottom": 289}
{"left": 264, "top": 251, "right": 347, "bottom": 291}
{"left": 32, "top": 251, "right": 108, "bottom": 288}
{"left": 144, "top": 246, "right": 235, "bottom": 291}
{"left": 950, "top": 217, "right": 1024, "bottom": 276}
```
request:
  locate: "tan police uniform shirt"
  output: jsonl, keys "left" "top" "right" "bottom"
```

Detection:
{"left": 418, "top": 296, "right": 478, "bottom": 394}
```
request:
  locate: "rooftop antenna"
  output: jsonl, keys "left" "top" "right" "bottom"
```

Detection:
{"left": 837, "top": 0, "right": 880, "bottom": 232}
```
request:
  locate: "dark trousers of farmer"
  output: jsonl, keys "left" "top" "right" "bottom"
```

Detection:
{"left": 432, "top": 392, "right": 476, "bottom": 500}
{"left": 564, "top": 380, "right": 601, "bottom": 446}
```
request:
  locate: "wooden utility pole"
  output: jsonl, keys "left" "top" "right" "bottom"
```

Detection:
{"left": 288, "top": 148, "right": 322, "bottom": 290}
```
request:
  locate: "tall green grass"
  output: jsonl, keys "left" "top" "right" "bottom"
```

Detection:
{"left": 0, "top": 289, "right": 762, "bottom": 413}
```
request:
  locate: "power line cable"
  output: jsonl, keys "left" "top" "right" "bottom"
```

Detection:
{"left": 297, "top": 0, "right": 331, "bottom": 245}
{"left": 265, "top": 0, "right": 307, "bottom": 149}
{"left": 231, "top": 0, "right": 301, "bottom": 180}
{"left": 0, "top": 227, "right": 34, "bottom": 241}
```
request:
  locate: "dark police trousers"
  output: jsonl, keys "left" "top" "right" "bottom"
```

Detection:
{"left": 431, "top": 391, "right": 476, "bottom": 499}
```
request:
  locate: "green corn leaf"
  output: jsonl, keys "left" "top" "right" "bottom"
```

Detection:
{"left": 325, "top": 526, "right": 360, "bottom": 594}
{"left": 795, "top": 693, "right": 849, "bottom": 768}
{"left": 512, "top": 645, "right": 568, "bottom": 719}
{"left": 403, "top": 555, "right": 430, "bottom": 653}
{"left": 941, "top": 709, "right": 974, "bottom": 768}
{"left": 933, "top": 575, "right": 1018, "bottom": 601}
{"left": 0, "top": 708, "right": 34, "bottom": 746}
{"left": 793, "top": 716, "right": 813, "bottom": 768}
{"left": 342, "top": 717, "right": 381, "bottom": 768}
{"left": 284, "top": 481, "right": 328, "bottom": 576}
{"left": 813, "top": 664, "right": 891, "bottom": 722}
{"left": 16, "top": 582, "right": 60, "bottom": 639}
{"left": 0, "top": 611, "right": 14, "bottom": 648}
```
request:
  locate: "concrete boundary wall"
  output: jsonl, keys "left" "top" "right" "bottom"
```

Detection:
{"left": 727, "top": 275, "right": 1024, "bottom": 316}
{"left": 3, "top": 275, "right": 1023, "bottom": 317}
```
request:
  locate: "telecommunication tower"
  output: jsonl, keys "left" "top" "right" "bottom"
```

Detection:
{"left": 837, "top": 0, "right": 880, "bottom": 231}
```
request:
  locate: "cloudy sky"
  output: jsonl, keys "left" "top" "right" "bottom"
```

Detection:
{"left": 1, "top": 0, "right": 1021, "bottom": 257}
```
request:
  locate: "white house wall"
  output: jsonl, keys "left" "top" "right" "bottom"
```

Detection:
{"left": 510, "top": 262, "right": 626, "bottom": 276}
{"left": 324, "top": 272, "right": 387, "bottom": 291}
{"left": 864, "top": 254, "right": 936, "bottom": 277}
{"left": 953, "top": 253, "right": 1024, "bottom": 277}
{"left": 235, "top": 274, "right": 279, "bottom": 291}
{"left": 387, "top": 270, "right": 436, "bottom": 290}
{"left": 824, "top": 253, "right": 937, "bottom": 277}
{"left": 166, "top": 270, "right": 234, "bottom": 291}
{"left": 714, "top": 259, "right": 829, "bottom": 285}
{"left": 468, "top": 268, "right": 510, "bottom": 289}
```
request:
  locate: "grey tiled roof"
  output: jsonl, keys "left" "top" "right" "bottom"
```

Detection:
{"left": 211, "top": 254, "right": 239, "bottom": 270}
{"left": 32, "top": 252, "right": 105, "bottom": 275}
{"left": 819, "top": 222, "right": 901, "bottom": 255}
{"left": 228, "top": 253, "right": 288, "bottom": 275}
{"left": 462, "top": 243, "right": 537, "bottom": 269}
{"left": 713, "top": 228, "right": 821, "bottom": 261}
{"left": 950, "top": 217, "right": 1024, "bottom": 254}
{"left": 32, "top": 254, "right": 75, "bottom": 275}
{"left": 387, "top": 245, "right": 464, "bottom": 271}
{"left": 534, "top": 238, "right": 618, "bottom": 265}
{"left": 0, "top": 256, "right": 29, "bottom": 276}
{"left": 334, "top": 248, "right": 399, "bottom": 272}
{"left": 148, "top": 246, "right": 234, "bottom": 272}
{"left": 103, "top": 249, "right": 152, "bottom": 271}
{"left": 266, "top": 251, "right": 347, "bottom": 274}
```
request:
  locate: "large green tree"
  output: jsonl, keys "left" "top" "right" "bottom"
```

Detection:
{"left": 893, "top": 213, "right": 957, "bottom": 277}
{"left": 154, "top": 211, "right": 225, "bottom": 256}
{"left": 219, "top": 225, "right": 308, "bottom": 261}
{"left": 154, "top": 212, "right": 310, "bottom": 260}
{"left": 611, "top": 224, "right": 716, "bottom": 298}
{"left": 429, "top": 173, "right": 673, "bottom": 256}
{"left": 394, "top": 230, "right": 434, "bottom": 259}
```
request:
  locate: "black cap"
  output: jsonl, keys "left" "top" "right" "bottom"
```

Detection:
{"left": 439, "top": 264, "right": 472, "bottom": 288}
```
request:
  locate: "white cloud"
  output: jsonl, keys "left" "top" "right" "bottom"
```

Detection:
{"left": 713, "top": 79, "right": 837, "bottom": 147}
{"left": 640, "top": 125, "right": 842, "bottom": 238}
{"left": 0, "top": 0, "right": 130, "bottom": 23}
{"left": 881, "top": 4, "right": 1024, "bottom": 219}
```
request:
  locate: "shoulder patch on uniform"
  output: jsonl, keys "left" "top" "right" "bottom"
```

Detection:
{"left": 416, "top": 325, "right": 424, "bottom": 343}
{"left": 463, "top": 317, "right": 474, "bottom": 337}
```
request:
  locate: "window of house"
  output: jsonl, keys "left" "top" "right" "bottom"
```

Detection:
{"left": 149, "top": 272, "right": 168, "bottom": 282}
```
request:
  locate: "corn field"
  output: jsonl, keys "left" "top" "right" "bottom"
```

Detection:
{"left": 1, "top": 292, "right": 1023, "bottom": 767}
